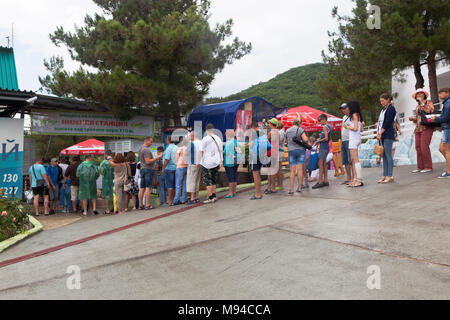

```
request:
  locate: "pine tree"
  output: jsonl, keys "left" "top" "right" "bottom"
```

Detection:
{"left": 39, "top": 0, "right": 252, "bottom": 122}
{"left": 373, "top": 0, "right": 450, "bottom": 103}
{"left": 319, "top": 0, "right": 393, "bottom": 124}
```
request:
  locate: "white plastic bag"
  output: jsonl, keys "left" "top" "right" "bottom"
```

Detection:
{"left": 24, "top": 190, "right": 34, "bottom": 203}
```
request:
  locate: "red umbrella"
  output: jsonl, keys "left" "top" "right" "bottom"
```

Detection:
{"left": 60, "top": 139, "right": 105, "bottom": 156}
{"left": 277, "top": 106, "right": 343, "bottom": 132}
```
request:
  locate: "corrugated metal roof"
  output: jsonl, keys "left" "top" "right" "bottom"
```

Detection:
{"left": 0, "top": 46, "right": 19, "bottom": 91}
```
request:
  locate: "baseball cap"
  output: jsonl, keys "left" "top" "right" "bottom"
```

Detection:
{"left": 340, "top": 103, "right": 348, "bottom": 109}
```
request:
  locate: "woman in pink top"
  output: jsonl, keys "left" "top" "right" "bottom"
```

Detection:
{"left": 174, "top": 137, "right": 189, "bottom": 205}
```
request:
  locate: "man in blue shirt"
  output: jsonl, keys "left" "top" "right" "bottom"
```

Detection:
{"left": 162, "top": 136, "right": 179, "bottom": 205}
{"left": 46, "top": 158, "right": 60, "bottom": 215}
{"left": 432, "top": 87, "right": 450, "bottom": 178}
{"left": 28, "top": 158, "right": 52, "bottom": 216}
{"left": 185, "top": 131, "right": 202, "bottom": 205}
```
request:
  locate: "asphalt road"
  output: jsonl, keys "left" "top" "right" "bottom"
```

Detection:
{"left": 0, "top": 164, "right": 449, "bottom": 299}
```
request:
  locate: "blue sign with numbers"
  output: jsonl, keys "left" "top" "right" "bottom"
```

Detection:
{"left": 0, "top": 119, "right": 24, "bottom": 199}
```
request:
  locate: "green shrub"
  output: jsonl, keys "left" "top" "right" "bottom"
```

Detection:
{"left": 0, "top": 191, "right": 33, "bottom": 242}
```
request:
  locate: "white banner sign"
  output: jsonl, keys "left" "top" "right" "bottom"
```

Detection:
{"left": 31, "top": 110, "right": 153, "bottom": 137}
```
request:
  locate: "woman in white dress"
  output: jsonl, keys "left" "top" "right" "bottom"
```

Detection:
{"left": 343, "top": 100, "right": 364, "bottom": 187}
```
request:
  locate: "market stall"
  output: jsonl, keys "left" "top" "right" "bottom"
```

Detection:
{"left": 188, "top": 97, "right": 284, "bottom": 135}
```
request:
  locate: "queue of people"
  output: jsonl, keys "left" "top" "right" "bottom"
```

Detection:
{"left": 28, "top": 87, "right": 450, "bottom": 216}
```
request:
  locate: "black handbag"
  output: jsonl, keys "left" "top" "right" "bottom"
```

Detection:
{"left": 293, "top": 128, "right": 312, "bottom": 150}
{"left": 418, "top": 109, "right": 441, "bottom": 128}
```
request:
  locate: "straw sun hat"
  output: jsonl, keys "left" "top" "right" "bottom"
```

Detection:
{"left": 412, "top": 88, "right": 429, "bottom": 100}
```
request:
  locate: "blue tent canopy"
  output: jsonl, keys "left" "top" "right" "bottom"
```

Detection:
{"left": 188, "top": 97, "right": 281, "bottom": 134}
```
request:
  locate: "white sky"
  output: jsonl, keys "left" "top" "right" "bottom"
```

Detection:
{"left": 0, "top": 0, "right": 354, "bottom": 98}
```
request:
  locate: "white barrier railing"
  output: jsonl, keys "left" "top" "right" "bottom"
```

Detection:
{"left": 361, "top": 121, "right": 416, "bottom": 140}
{"left": 361, "top": 101, "right": 443, "bottom": 140}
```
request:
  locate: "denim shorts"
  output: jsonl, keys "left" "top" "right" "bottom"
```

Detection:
{"left": 318, "top": 146, "right": 330, "bottom": 160}
{"left": 289, "top": 148, "right": 306, "bottom": 165}
{"left": 341, "top": 140, "right": 352, "bottom": 165}
{"left": 140, "top": 168, "right": 155, "bottom": 189}
{"left": 165, "top": 170, "right": 176, "bottom": 189}
{"left": 225, "top": 165, "right": 239, "bottom": 183}
{"left": 443, "top": 129, "right": 450, "bottom": 144}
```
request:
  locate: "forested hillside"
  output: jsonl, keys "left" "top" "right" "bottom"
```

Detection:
{"left": 206, "top": 63, "right": 327, "bottom": 108}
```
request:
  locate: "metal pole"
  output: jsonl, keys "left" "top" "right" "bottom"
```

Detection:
{"left": 45, "top": 136, "right": 53, "bottom": 159}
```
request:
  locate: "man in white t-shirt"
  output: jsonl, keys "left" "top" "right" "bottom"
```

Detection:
{"left": 198, "top": 124, "right": 223, "bottom": 204}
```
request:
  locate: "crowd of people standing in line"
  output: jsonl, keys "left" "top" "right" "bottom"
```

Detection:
{"left": 28, "top": 88, "right": 450, "bottom": 216}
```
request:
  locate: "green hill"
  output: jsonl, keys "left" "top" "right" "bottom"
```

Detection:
{"left": 206, "top": 63, "right": 327, "bottom": 108}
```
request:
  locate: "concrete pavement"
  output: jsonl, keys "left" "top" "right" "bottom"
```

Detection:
{"left": 0, "top": 164, "right": 449, "bottom": 299}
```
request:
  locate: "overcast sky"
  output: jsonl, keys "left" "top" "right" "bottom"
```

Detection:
{"left": 0, "top": 0, "right": 354, "bottom": 98}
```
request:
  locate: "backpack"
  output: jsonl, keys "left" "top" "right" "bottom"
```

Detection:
{"left": 57, "top": 165, "right": 64, "bottom": 182}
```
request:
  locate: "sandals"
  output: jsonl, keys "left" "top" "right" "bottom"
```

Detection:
{"left": 381, "top": 177, "right": 394, "bottom": 184}
{"left": 348, "top": 180, "right": 364, "bottom": 188}
{"left": 250, "top": 195, "right": 263, "bottom": 200}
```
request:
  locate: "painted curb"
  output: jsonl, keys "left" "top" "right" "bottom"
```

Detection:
{"left": 0, "top": 215, "right": 43, "bottom": 253}
{"left": 0, "top": 175, "right": 292, "bottom": 268}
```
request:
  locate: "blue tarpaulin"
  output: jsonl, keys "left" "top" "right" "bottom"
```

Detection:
{"left": 188, "top": 97, "right": 281, "bottom": 134}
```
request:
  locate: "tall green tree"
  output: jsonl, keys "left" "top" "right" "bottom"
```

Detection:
{"left": 373, "top": 0, "right": 450, "bottom": 103}
{"left": 319, "top": 0, "right": 393, "bottom": 124}
{"left": 39, "top": 0, "right": 251, "bottom": 122}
